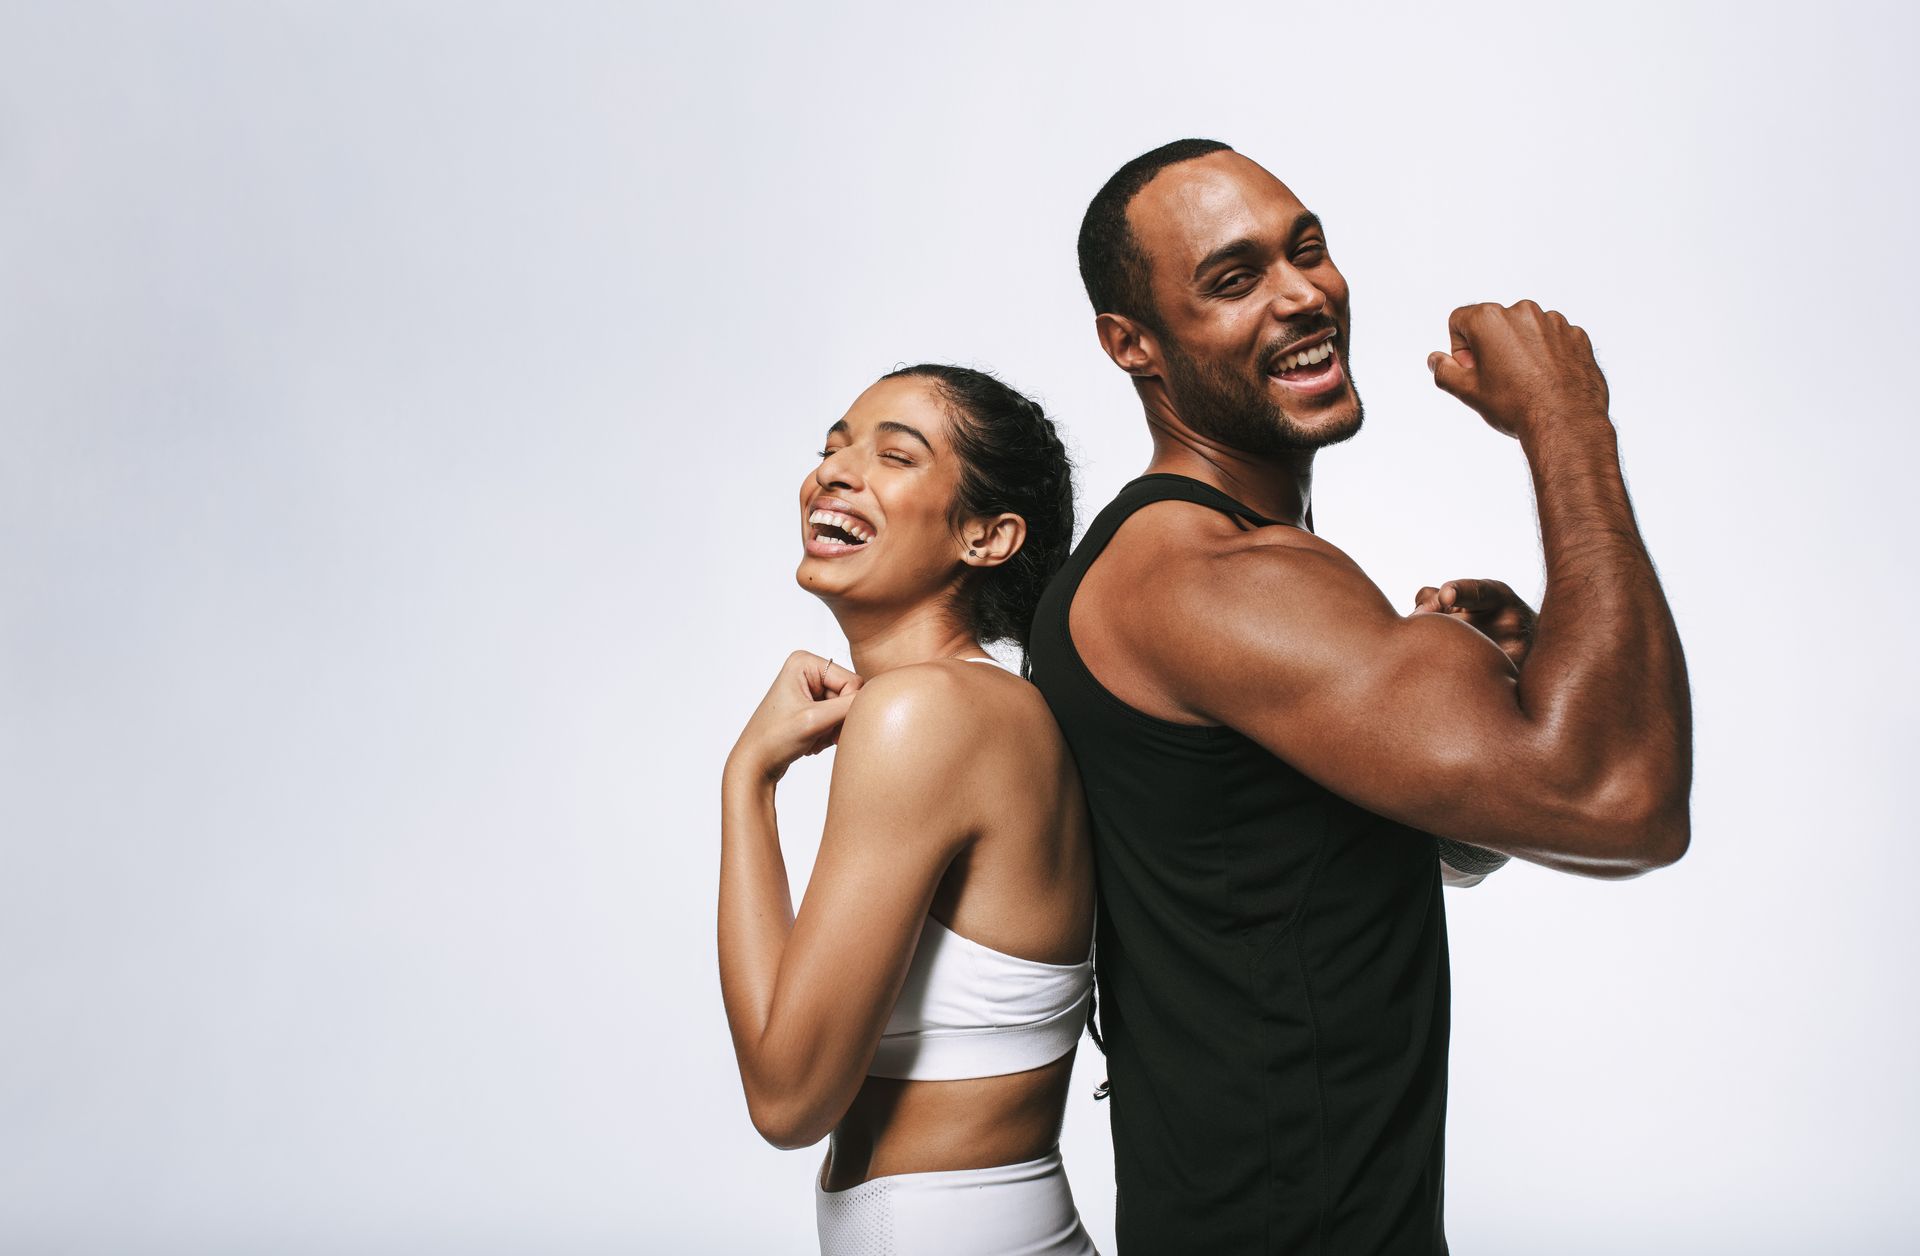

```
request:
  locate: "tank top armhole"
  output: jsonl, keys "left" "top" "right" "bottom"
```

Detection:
{"left": 1042, "top": 474, "right": 1296, "bottom": 742}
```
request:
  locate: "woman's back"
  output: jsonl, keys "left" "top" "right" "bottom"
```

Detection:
{"left": 820, "top": 653, "right": 1095, "bottom": 1191}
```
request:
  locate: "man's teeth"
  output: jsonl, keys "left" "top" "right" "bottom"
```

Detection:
{"left": 1274, "top": 341, "right": 1335, "bottom": 373}
{"left": 808, "top": 509, "right": 874, "bottom": 543}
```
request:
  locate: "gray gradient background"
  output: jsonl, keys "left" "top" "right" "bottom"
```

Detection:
{"left": 3, "top": 2, "right": 1915, "bottom": 1252}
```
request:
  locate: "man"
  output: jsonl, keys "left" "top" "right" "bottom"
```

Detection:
{"left": 1026, "top": 139, "right": 1692, "bottom": 1253}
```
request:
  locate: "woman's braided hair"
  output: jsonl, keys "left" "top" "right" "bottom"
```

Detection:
{"left": 880, "top": 364, "right": 1075, "bottom": 679}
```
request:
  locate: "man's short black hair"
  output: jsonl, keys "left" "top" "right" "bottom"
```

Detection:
{"left": 1077, "top": 138, "right": 1234, "bottom": 332}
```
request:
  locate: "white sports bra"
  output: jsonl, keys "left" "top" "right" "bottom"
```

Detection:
{"left": 865, "top": 656, "right": 1096, "bottom": 1082}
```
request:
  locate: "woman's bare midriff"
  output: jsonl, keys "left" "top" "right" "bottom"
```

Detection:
{"left": 818, "top": 1048, "right": 1078, "bottom": 1191}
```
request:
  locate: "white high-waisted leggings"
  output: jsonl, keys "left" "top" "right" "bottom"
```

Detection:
{"left": 815, "top": 1145, "right": 1100, "bottom": 1255}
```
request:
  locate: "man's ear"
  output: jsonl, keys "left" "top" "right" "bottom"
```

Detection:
{"left": 1095, "top": 312, "right": 1160, "bottom": 379}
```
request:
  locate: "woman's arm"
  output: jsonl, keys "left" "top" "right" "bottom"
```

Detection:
{"left": 718, "top": 655, "right": 978, "bottom": 1149}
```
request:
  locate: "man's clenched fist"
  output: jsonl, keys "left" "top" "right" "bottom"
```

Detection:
{"left": 1427, "top": 300, "right": 1610, "bottom": 442}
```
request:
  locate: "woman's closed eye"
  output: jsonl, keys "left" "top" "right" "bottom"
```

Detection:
{"left": 817, "top": 447, "right": 914, "bottom": 465}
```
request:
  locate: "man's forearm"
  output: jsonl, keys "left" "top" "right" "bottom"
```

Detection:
{"left": 1517, "top": 417, "right": 1692, "bottom": 865}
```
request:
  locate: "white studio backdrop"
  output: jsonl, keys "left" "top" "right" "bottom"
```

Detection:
{"left": 2, "top": 2, "right": 1915, "bottom": 1252}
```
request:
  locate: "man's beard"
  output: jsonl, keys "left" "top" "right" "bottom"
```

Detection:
{"left": 1160, "top": 335, "right": 1365, "bottom": 455}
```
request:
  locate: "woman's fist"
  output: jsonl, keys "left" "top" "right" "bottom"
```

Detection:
{"left": 727, "top": 651, "right": 865, "bottom": 785}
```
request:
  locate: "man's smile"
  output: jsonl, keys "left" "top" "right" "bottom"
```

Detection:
{"left": 1266, "top": 339, "right": 1347, "bottom": 397}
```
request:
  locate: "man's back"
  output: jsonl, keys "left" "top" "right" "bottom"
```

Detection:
{"left": 1029, "top": 472, "right": 1450, "bottom": 1255}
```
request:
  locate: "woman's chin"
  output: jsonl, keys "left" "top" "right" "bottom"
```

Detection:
{"left": 795, "top": 558, "right": 854, "bottom": 598}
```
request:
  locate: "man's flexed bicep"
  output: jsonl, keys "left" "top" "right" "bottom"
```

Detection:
{"left": 1139, "top": 537, "right": 1674, "bottom": 877}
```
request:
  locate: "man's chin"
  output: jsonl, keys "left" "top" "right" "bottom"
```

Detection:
{"left": 1269, "top": 391, "right": 1365, "bottom": 451}
{"left": 1313, "top": 398, "right": 1365, "bottom": 447}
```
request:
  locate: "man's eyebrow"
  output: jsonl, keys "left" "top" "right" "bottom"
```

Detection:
{"left": 823, "top": 418, "right": 934, "bottom": 451}
{"left": 1189, "top": 211, "right": 1325, "bottom": 283}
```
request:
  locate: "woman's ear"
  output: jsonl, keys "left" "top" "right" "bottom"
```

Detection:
{"left": 962, "top": 513, "right": 1027, "bottom": 567}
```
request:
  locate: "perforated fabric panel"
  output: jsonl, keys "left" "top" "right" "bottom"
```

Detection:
{"left": 816, "top": 1175, "right": 895, "bottom": 1254}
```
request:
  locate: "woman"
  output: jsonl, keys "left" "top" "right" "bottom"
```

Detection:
{"left": 718, "top": 363, "right": 1100, "bottom": 1255}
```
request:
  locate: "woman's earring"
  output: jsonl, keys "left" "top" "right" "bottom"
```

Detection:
{"left": 967, "top": 548, "right": 977, "bottom": 556}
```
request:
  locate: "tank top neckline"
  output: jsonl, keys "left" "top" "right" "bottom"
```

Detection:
{"left": 1045, "top": 474, "right": 1288, "bottom": 742}
{"left": 1125, "top": 471, "right": 1309, "bottom": 533}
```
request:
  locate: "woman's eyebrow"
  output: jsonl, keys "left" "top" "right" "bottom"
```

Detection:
{"left": 822, "top": 417, "right": 934, "bottom": 452}
{"left": 875, "top": 420, "right": 933, "bottom": 451}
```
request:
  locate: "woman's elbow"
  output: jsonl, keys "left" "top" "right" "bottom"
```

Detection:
{"left": 744, "top": 1078, "right": 838, "bottom": 1150}
{"left": 749, "top": 1104, "right": 826, "bottom": 1151}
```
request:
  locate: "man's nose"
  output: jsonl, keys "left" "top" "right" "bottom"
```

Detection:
{"left": 1266, "top": 264, "right": 1329, "bottom": 321}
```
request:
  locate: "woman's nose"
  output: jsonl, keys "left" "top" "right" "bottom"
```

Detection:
{"left": 815, "top": 452, "right": 862, "bottom": 491}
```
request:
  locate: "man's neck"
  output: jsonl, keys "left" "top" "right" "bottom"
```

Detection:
{"left": 1142, "top": 433, "right": 1315, "bottom": 531}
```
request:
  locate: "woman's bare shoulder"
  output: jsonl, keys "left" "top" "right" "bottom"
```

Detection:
{"left": 842, "top": 659, "right": 1058, "bottom": 748}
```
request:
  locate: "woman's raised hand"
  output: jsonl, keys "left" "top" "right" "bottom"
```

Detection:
{"left": 727, "top": 651, "right": 866, "bottom": 785}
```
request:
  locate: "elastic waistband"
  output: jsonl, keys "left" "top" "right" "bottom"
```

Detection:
{"left": 817, "top": 1145, "right": 1065, "bottom": 1199}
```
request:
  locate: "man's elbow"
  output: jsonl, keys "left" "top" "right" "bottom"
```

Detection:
{"left": 1639, "top": 804, "right": 1690, "bottom": 869}
{"left": 1579, "top": 769, "right": 1691, "bottom": 874}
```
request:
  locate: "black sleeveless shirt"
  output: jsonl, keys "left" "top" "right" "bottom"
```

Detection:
{"left": 1028, "top": 473, "right": 1450, "bottom": 1254}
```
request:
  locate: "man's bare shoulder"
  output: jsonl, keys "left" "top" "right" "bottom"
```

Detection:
{"left": 1101, "top": 498, "right": 1378, "bottom": 629}
{"left": 1068, "top": 496, "right": 1397, "bottom": 724}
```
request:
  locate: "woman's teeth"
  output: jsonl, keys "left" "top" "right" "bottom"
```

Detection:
{"left": 809, "top": 509, "right": 874, "bottom": 544}
{"left": 1274, "top": 341, "right": 1335, "bottom": 373}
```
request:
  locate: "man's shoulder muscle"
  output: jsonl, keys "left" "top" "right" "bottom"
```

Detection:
{"left": 1147, "top": 526, "right": 1396, "bottom": 717}
{"left": 1075, "top": 497, "right": 1370, "bottom": 725}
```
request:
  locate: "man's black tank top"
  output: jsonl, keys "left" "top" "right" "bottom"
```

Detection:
{"left": 1028, "top": 473, "right": 1450, "bottom": 1255}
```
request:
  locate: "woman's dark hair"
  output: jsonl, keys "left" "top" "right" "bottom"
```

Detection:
{"left": 879, "top": 363, "right": 1075, "bottom": 678}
